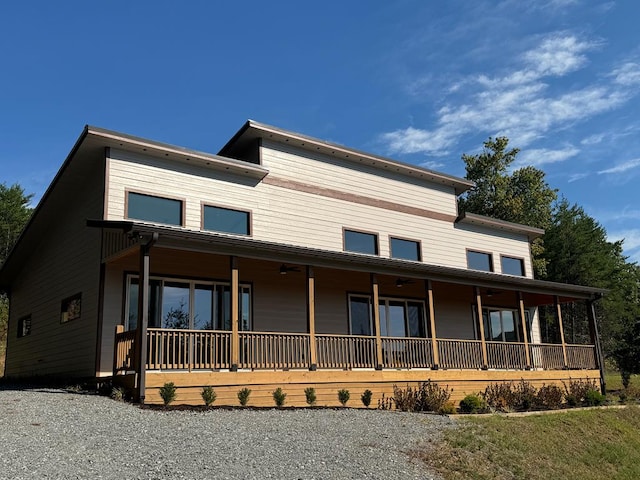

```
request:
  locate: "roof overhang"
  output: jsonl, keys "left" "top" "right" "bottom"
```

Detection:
{"left": 219, "top": 120, "right": 474, "bottom": 195}
{"left": 87, "top": 219, "right": 605, "bottom": 302}
{"left": 456, "top": 212, "right": 545, "bottom": 241}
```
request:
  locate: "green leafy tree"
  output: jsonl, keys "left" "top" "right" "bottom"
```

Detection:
{"left": 458, "top": 137, "right": 557, "bottom": 277}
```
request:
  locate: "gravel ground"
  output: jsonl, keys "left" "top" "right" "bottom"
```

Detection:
{"left": 0, "top": 388, "right": 455, "bottom": 480}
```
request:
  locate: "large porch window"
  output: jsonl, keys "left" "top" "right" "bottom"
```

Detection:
{"left": 474, "top": 306, "right": 531, "bottom": 343}
{"left": 348, "top": 294, "right": 429, "bottom": 338}
{"left": 125, "top": 275, "right": 251, "bottom": 331}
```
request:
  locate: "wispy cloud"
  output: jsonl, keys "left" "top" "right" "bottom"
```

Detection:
{"left": 597, "top": 158, "right": 640, "bottom": 174}
{"left": 381, "top": 32, "right": 637, "bottom": 157}
{"left": 568, "top": 172, "right": 589, "bottom": 182}
{"left": 515, "top": 146, "right": 580, "bottom": 168}
{"left": 420, "top": 160, "right": 445, "bottom": 170}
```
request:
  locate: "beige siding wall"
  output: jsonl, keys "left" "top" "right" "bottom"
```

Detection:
{"left": 105, "top": 147, "right": 534, "bottom": 277}
{"left": 5, "top": 159, "right": 104, "bottom": 378}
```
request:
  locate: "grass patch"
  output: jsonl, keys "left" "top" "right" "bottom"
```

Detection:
{"left": 605, "top": 371, "right": 640, "bottom": 393}
{"left": 420, "top": 406, "right": 640, "bottom": 480}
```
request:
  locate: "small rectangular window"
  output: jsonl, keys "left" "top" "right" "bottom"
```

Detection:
{"left": 390, "top": 237, "right": 421, "bottom": 261}
{"left": 61, "top": 293, "right": 82, "bottom": 323}
{"left": 501, "top": 256, "right": 525, "bottom": 276}
{"left": 127, "top": 192, "right": 183, "bottom": 226}
{"left": 467, "top": 250, "right": 493, "bottom": 272}
{"left": 203, "top": 205, "right": 250, "bottom": 235}
{"left": 18, "top": 315, "right": 31, "bottom": 337}
{"left": 344, "top": 229, "right": 379, "bottom": 255}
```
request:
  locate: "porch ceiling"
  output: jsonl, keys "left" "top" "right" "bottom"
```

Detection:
{"left": 88, "top": 219, "right": 606, "bottom": 303}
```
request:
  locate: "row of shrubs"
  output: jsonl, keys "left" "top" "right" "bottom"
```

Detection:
{"left": 121, "top": 378, "right": 604, "bottom": 411}
{"left": 154, "top": 382, "right": 375, "bottom": 408}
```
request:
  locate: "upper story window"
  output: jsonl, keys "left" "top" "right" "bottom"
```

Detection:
{"left": 467, "top": 250, "right": 493, "bottom": 272}
{"left": 501, "top": 256, "right": 525, "bottom": 276}
{"left": 390, "top": 237, "right": 421, "bottom": 261}
{"left": 203, "top": 205, "right": 251, "bottom": 235}
{"left": 344, "top": 229, "right": 379, "bottom": 255}
{"left": 127, "top": 191, "right": 183, "bottom": 226}
{"left": 18, "top": 315, "right": 31, "bottom": 337}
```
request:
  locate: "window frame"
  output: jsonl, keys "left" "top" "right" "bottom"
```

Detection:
{"left": 389, "top": 236, "right": 422, "bottom": 262}
{"left": 343, "top": 228, "right": 380, "bottom": 256}
{"left": 466, "top": 249, "right": 494, "bottom": 272}
{"left": 472, "top": 305, "right": 530, "bottom": 343}
{"left": 201, "top": 202, "right": 252, "bottom": 236}
{"left": 125, "top": 189, "right": 185, "bottom": 227}
{"left": 347, "top": 293, "right": 429, "bottom": 338}
{"left": 60, "top": 293, "right": 82, "bottom": 324}
{"left": 123, "top": 273, "right": 252, "bottom": 331}
{"left": 17, "top": 314, "right": 31, "bottom": 338}
{"left": 500, "top": 255, "right": 526, "bottom": 276}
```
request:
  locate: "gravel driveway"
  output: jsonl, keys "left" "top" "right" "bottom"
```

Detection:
{"left": 0, "top": 388, "right": 454, "bottom": 480}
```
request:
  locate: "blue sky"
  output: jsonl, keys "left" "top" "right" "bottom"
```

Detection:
{"left": 2, "top": 1, "right": 639, "bottom": 262}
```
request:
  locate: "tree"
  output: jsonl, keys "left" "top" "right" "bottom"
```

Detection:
{"left": 459, "top": 137, "right": 557, "bottom": 277}
{"left": 0, "top": 183, "right": 33, "bottom": 265}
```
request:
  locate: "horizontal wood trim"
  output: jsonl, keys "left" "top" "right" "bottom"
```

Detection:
{"left": 262, "top": 176, "right": 457, "bottom": 223}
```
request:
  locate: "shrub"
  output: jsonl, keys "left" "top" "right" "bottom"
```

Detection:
{"left": 459, "top": 393, "right": 487, "bottom": 414}
{"left": 201, "top": 386, "right": 217, "bottom": 407}
{"left": 482, "top": 382, "right": 516, "bottom": 412}
{"left": 535, "top": 384, "right": 564, "bottom": 410}
{"left": 272, "top": 387, "right": 287, "bottom": 407}
{"left": 377, "top": 393, "right": 394, "bottom": 410}
{"left": 391, "top": 381, "right": 452, "bottom": 413}
{"left": 338, "top": 389, "right": 350, "bottom": 406}
{"left": 393, "top": 384, "right": 419, "bottom": 412}
{"left": 237, "top": 387, "right": 251, "bottom": 406}
{"left": 563, "top": 378, "right": 599, "bottom": 406}
{"left": 513, "top": 380, "right": 537, "bottom": 411}
{"left": 159, "top": 382, "right": 177, "bottom": 406}
{"left": 110, "top": 386, "right": 125, "bottom": 402}
{"left": 439, "top": 401, "right": 457, "bottom": 415}
{"left": 304, "top": 387, "right": 317, "bottom": 406}
{"left": 361, "top": 389, "right": 373, "bottom": 408}
{"left": 584, "top": 389, "right": 606, "bottom": 406}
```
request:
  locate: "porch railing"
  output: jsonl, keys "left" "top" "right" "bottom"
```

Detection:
{"left": 147, "top": 328, "right": 232, "bottom": 370}
{"left": 114, "top": 329, "right": 137, "bottom": 373}
{"left": 316, "top": 334, "right": 377, "bottom": 369}
{"left": 115, "top": 329, "right": 598, "bottom": 372}
{"left": 437, "top": 339, "right": 484, "bottom": 369}
{"left": 381, "top": 337, "right": 434, "bottom": 369}
{"left": 239, "top": 331, "right": 310, "bottom": 370}
{"left": 486, "top": 341, "right": 528, "bottom": 369}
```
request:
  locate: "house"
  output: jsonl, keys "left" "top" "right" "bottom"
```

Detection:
{"left": 0, "top": 121, "right": 605, "bottom": 406}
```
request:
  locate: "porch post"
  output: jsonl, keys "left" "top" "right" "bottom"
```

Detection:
{"left": 371, "top": 274, "right": 383, "bottom": 370}
{"left": 307, "top": 266, "right": 317, "bottom": 371}
{"left": 136, "top": 233, "right": 157, "bottom": 404}
{"left": 474, "top": 287, "right": 488, "bottom": 369}
{"left": 587, "top": 299, "right": 606, "bottom": 394}
{"left": 230, "top": 256, "right": 239, "bottom": 371}
{"left": 518, "top": 292, "right": 531, "bottom": 369}
{"left": 555, "top": 296, "right": 569, "bottom": 368}
{"left": 426, "top": 280, "right": 439, "bottom": 369}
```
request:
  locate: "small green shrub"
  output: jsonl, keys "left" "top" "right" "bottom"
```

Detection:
{"left": 201, "top": 386, "right": 217, "bottom": 407}
{"left": 439, "top": 401, "right": 457, "bottom": 415}
{"left": 159, "top": 382, "right": 177, "bottom": 406}
{"left": 338, "top": 389, "right": 350, "bottom": 406}
{"left": 304, "top": 387, "right": 317, "bottom": 406}
{"left": 361, "top": 389, "right": 373, "bottom": 408}
{"left": 459, "top": 393, "right": 487, "bottom": 414}
{"left": 110, "top": 386, "right": 125, "bottom": 402}
{"left": 535, "top": 384, "right": 564, "bottom": 410}
{"left": 563, "top": 378, "right": 599, "bottom": 406}
{"left": 272, "top": 387, "right": 287, "bottom": 407}
{"left": 584, "top": 389, "right": 606, "bottom": 406}
{"left": 237, "top": 387, "right": 251, "bottom": 406}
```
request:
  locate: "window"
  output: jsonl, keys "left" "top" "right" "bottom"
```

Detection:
{"left": 344, "top": 229, "right": 378, "bottom": 255}
{"left": 501, "top": 256, "right": 525, "bottom": 276}
{"left": 390, "top": 237, "right": 421, "bottom": 261}
{"left": 60, "top": 293, "right": 82, "bottom": 323}
{"left": 475, "top": 307, "right": 529, "bottom": 343}
{"left": 127, "top": 192, "right": 183, "bottom": 226}
{"left": 126, "top": 275, "right": 251, "bottom": 331}
{"left": 467, "top": 250, "right": 493, "bottom": 272}
{"left": 203, "top": 205, "right": 250, "bottom": 235}
{"left": 348, "top": 294, "right": 429, "bottom": 338}
{"left": 17, "top": 315, "right": 31, "bottom": 337}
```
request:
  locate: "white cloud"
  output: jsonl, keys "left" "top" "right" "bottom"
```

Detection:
{"left": 568, "top": 172, "right": 589, "bottom": 182}
{"left": 381, "top": 32, "right": 637, "bottom": 158}
{"left": 611, "top": 62, "right": 640, "bottom": 86}
{"left": 420, "top": 160, "right": 446, "bottom": 170}
{"left": 515, "top": 146, "right": 580, "bottom": 168}
{"left": 581, "top": 133, "right": 605, "bottom": 145}
{"left": 597, "top": 158, "right": 640, "bottom": 175}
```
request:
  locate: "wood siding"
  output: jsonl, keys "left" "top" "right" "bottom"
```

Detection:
{"left": 4, "top": 153, "right": 105, "bottom": 378}
{"left": 105, "top": 147, "right": 534, "bottom": 276}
